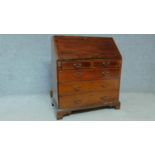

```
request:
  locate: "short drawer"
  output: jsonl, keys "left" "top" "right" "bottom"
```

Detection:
{"left": 94, "top": 60, "right": 121, "bottom": 68}
{"left": 61, "top": 61, "right": 91, "bottom": 69}
{"left": 58, "top": 69, "right": 120, "bottom": 82}
{"left": 59, "top": 91, "right": 118, "bottom": 109}
{"left": 59, "top": 79, "right": 119, "bottom": 96}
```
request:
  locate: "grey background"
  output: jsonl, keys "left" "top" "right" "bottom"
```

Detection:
{"left": 0, "top": 34, "right": 155, "bottom": 97}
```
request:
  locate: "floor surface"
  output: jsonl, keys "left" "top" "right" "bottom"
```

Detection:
{"left": 0, "top": 92, "right": 155, "bottom": 121}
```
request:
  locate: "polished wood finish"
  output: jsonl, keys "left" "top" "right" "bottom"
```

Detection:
{"left": 51, "top": 36, "right": 122, "bottom": 119}
{"left": 54, "top": 36, "right": 121, "bottom": 60}
{"left": 62, "top": 61, "right": 91, "bottom": 69}
{"left": 59, "top": 91, "right": 118, "bottom": 109}
{"left": 59, "top": 69, "right": 120, "bottom": 82}
{"left": 94, "top": 60, "right": 121, "bottom": 68}
{"left": 59, "top": 79, "right": 119, "bottom": 96}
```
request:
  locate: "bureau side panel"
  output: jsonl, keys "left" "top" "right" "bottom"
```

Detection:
{"left": 117, "top": 58, "right": 122, "bottom": 101}
{"left": 51, "top": 39, "right": 59, "bottom": 105}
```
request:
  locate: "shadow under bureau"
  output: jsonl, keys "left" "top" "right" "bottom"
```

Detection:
{"left": 50, "top": 36, "right": 122, "bottom": 120}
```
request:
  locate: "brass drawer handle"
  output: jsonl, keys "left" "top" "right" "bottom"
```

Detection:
{"left": 74, "top": 99, "right": 81, "bottom": 104}
{"left": 102, "top": 61, "right": 110, "bottom": 65}
{"left": 74, "top": 72, "right": 82, "bottom": 77}
{"left": 73, "top": 86, "right": 81, "bottom": 92}
{"left": 73, "top": 63, "right": 82, "bottom": 68}
{"left": 102, "top": 71, "right": 110, "bottom": 75}
{"left": 101, "top": 84, "right": 106, "bottom": 88}
{"left": 100, "top": 96, "right": 108, "bottom": 101}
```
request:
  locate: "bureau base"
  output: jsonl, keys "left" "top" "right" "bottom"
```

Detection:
{"left": 51, "top": 95, "right": 120, "bottom": 120}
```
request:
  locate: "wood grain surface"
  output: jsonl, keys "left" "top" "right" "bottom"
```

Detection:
{"left": 51, "top": 36, "right": 122, "bottom": 119}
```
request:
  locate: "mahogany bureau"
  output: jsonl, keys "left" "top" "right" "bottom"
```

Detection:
{"left": 50, "top": 36, "right": 122, "bottom": 120}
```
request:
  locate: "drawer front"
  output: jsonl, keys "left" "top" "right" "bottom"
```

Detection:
{"left": 61, "top": 61, "right": 91, "bottom": 70}
{"left": 94, "top": 60, "right": 121, "bottom": 68}
{"left": 58, "top": 69, "right": 120, "bottom": 82}
{"left": 59, "top": 79, "right": 119, "bottom": 96}
{"left": 59, "top": 91, "right": 118, "bottom": 109}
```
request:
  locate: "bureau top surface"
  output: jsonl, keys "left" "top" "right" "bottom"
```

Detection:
{"left": 54, "top": 36, "right": 122, "bottom": 60}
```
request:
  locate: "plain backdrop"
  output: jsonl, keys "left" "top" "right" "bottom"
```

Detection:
{"left": 0, "top": 34, "right": 155, "bottom": 97}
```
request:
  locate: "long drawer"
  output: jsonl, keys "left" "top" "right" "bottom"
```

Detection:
{"left": 59, "top": 91, "right": 118, "bottom": 109}
{"left": 58, "top": 68, "right": 120, "bottom": 82}
{"left": 59, "top": 79, "right": 119, "bottom": 96}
